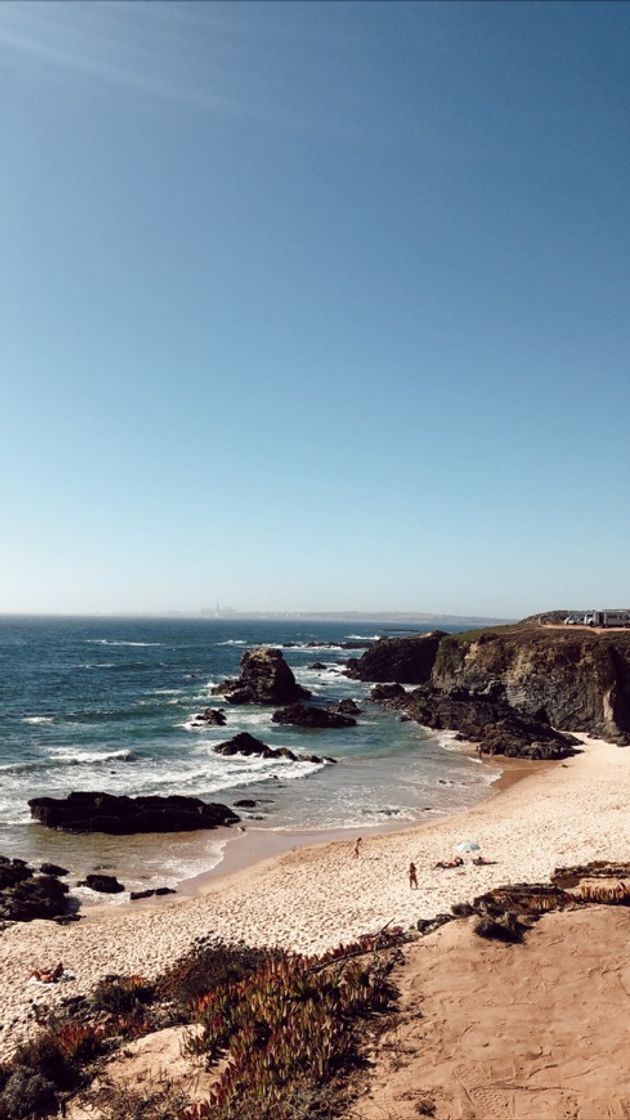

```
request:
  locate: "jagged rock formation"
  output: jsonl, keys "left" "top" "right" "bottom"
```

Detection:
{"left": 213, "top": 731, "right": 333, "bottom": 765}
{"left": 28, "top": 792, "right": 240, "bottom": 834}
{"left": 0, "top": 856, "right": 69, "bottom": 922}
{"left": 213, "top": 648, "right": 311, "bottom": 705}
{"left": 271, "top": 703, "right": 357, "bottom": 729}
{"left": 347, "top": 623, "right": 630, "bottom": 754}
{"left": 345, "top": 631, "right": 446, "bottom": 683}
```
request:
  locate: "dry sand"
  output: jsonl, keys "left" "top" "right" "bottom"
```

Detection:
{"left": 347, "top": 906, "right": 630, "bottom": 1120}
{"left": 1, "top": 734, "right": 629, "bottom": 1061}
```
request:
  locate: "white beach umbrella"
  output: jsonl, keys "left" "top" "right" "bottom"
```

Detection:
{"left": 456, "top": 839, "right": 481, "bottom": 854}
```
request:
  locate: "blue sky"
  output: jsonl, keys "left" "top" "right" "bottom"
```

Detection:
{"left": 1, "top": 1, "right": 628, "bottom": 617}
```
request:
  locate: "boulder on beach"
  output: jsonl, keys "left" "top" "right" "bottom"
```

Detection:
{"left": 39, "top": 862, "right": 69, "bottom": 877}
{"left": 271, "top": 703, "right": 356, "bottom": 729}
{"left": 28, "top": 792, "right": 240, "bottom": 834}
{"left": 213, "top": 647, "right": 311, "bottom": 705}
{"left": 0, "top": 856, "right": 70, "bottom": 922}
{"left": 78, "top": 873, "right": 125, "bottom": 894}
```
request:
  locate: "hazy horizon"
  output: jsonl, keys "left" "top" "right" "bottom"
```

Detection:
{"left": 2, "top": 2, "right": 628, "bottom": 618}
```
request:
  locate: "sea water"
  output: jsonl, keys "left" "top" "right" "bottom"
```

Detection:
{"left": 0, "top": 617, "right": 494, "bottom": 897}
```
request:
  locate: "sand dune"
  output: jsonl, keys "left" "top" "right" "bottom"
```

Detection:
{"left": 348, "top": 905, "right": 630, "bottom": 1120}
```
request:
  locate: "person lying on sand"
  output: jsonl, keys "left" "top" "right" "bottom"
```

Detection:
{"left": 432, "top": 857, "right": 464, "bottom": 871}
{"left": 472, "top": 855, "right": 497, "bottom": 866}
{"left": 30, "top": 961, "right": 63, "bottom": 984}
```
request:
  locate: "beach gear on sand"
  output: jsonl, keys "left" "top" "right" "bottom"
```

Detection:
{"left": 457, "top": 839, "right": 481, "bottom": 855}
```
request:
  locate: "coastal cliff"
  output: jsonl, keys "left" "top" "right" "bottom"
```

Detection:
{"left": 347, "top": 624, "right": 630, "bottom": 752}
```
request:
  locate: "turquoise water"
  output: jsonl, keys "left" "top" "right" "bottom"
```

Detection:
{"left": 0, "top": 617, "right": 494, "bottom": 894}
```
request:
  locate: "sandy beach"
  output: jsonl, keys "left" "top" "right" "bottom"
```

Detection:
{"left": 1, "top": 733, "right": 629, "bottom": 1060}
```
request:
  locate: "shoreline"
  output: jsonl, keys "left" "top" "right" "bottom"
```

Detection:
{"left": 1, "top": 735, "right": 627, "bottom": 1059}
{"left": 175, "top": 749, "right": 540, "bottom": 898}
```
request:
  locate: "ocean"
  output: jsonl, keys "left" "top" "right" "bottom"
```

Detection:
{"left": 0, "top": 616, "right": 495, "bottom": 900}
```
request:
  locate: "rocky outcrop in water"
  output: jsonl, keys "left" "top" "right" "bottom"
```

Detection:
{"left": 332, "top": 698, "right": 362, "bottom": 716}
{"left": 192, "top": 708, "right": 226, "bottom": 726}
{"left": 346, "top": 632, "right": 446, "bottom": 684}
{"left": 28, "top": 792, "right": 240, "bottom": 834}
{"left": 0, "top": 856, "right": 69, "bottom": 922}
{"left": 213, "top": 648, "right": 311, "bottom": 705}
{"left": 271, "top": 704, "right": 357, "bottom": 729}
{"left": 78, "top": 873, "right": 124, "bottom": 894}
{"left": 349, "top": 623, "right": 630, "bottom": 754}
{"left": 213, "top": 731, "right": 333, "bottom": 765}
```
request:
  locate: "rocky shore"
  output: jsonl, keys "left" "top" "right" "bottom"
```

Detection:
{"left": 346, "top": 624, "right": 630, "bottom": 755}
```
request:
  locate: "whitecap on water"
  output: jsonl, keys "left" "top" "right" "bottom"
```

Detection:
{"left": 47, "top": 747, "right": 136, "bottom": 764}
{"left": 22, "top": 716, "right": 54, "bottom": 725}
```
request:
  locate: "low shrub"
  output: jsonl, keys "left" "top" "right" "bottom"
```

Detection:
{"left": 0, "top": 1067, "right": 58, "bottom": 1119}
{"left": 155, "top": 937, "right": 280, "bottom": 1015}
{"left": 182, "top": 951, "right": 396, "bottom": 1119}
{"left": 474, "top": 913, "right": 524, "bottom": 944}
{"left": 91, "top": 974, "right": 155, "bottom": 1016}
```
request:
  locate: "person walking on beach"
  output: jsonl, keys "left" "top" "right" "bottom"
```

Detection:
{"left": 353, "top": 837, "right": 362, "bottom": 859}
{"left": 408, "top": 862, "right": 418, "bottom": 889}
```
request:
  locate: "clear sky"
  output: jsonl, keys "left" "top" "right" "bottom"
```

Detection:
{"left": 1, "top": 1, "right": 628, "bottom": 618}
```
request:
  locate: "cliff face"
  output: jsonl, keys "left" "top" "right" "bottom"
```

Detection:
{"left": 345, "top": 632, "right": 446, "bottom": 684}
{"left": 347, "top": 625, "right": 630, "bottom": 749}
{"left": 433, "top": 627, "right": 630, "bottom": 742}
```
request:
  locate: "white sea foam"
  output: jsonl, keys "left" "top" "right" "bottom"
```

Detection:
{"left": 47, "top": 747, "right": 135, "bottom": 764}
{"left": 84, "top": 640, "right": 164, "bottom": 647}
{"left": 22, "top": 716, "right": 53, "bottom": 725}
{"left": 346, "top": 634, "right": 381, "bottom": 641}
{"left": 215, "top": 640, "right": 247, "bottom": 647}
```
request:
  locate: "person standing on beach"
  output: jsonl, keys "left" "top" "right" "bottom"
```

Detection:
{"left": 408, "top": 862, "right": 418, "bottom": 889}
{"left": 353, "top": 837, "right": 362, "bottom": 858}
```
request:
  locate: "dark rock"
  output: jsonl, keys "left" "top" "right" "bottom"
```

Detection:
{"left": 39, "top": 863, "right": 69, "bottom": 877}
{"left": 29, "top": 792, "right": 240, "bottom": 834}
{"left": 0, "top": 859, "right": 70, "bottom": 923}
{"left": 130, "top": 886, "right": 177, "bottom": 901}
{"left": 271, "top": 703, "right": 356, "bottom": 729}
{"left": 213, "top": 647, "right": 311, "bottom": 705}
{"left": 310, "top": 662, "right": 327, "bottom": 670}
{"left": 416, "top": 913, "right": 452, "bottom": 936}
{"left": 198, "top": 708, "right": 227, "bottom": 726}
{"left": 331, "top": 698, "right": 362, "bottom": 715}
{"left": 214, "top": 731, "right": 329, "bottom": 765}
{"left": 402, "top": 683, "right": 578, "bottom": 759}
{"left": 431, "top": 624, "right": 630, "bottom": 744}
{"left": 78, "top": 873, "right": 124, "bottom": 894}
{"left": 370, "top": 683, "right": 408, "bottom": 705}
{"left": 0, "top": 856, "right": 33, "bottom": 890}
{"left": 474, "top": 913, "right": 525, "bottom": 943}
{"left": 234, "top": 799, "right": 257, "bottom": 808}
{"left": 346, "top": 632, "right": 446, "bottom": 684}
